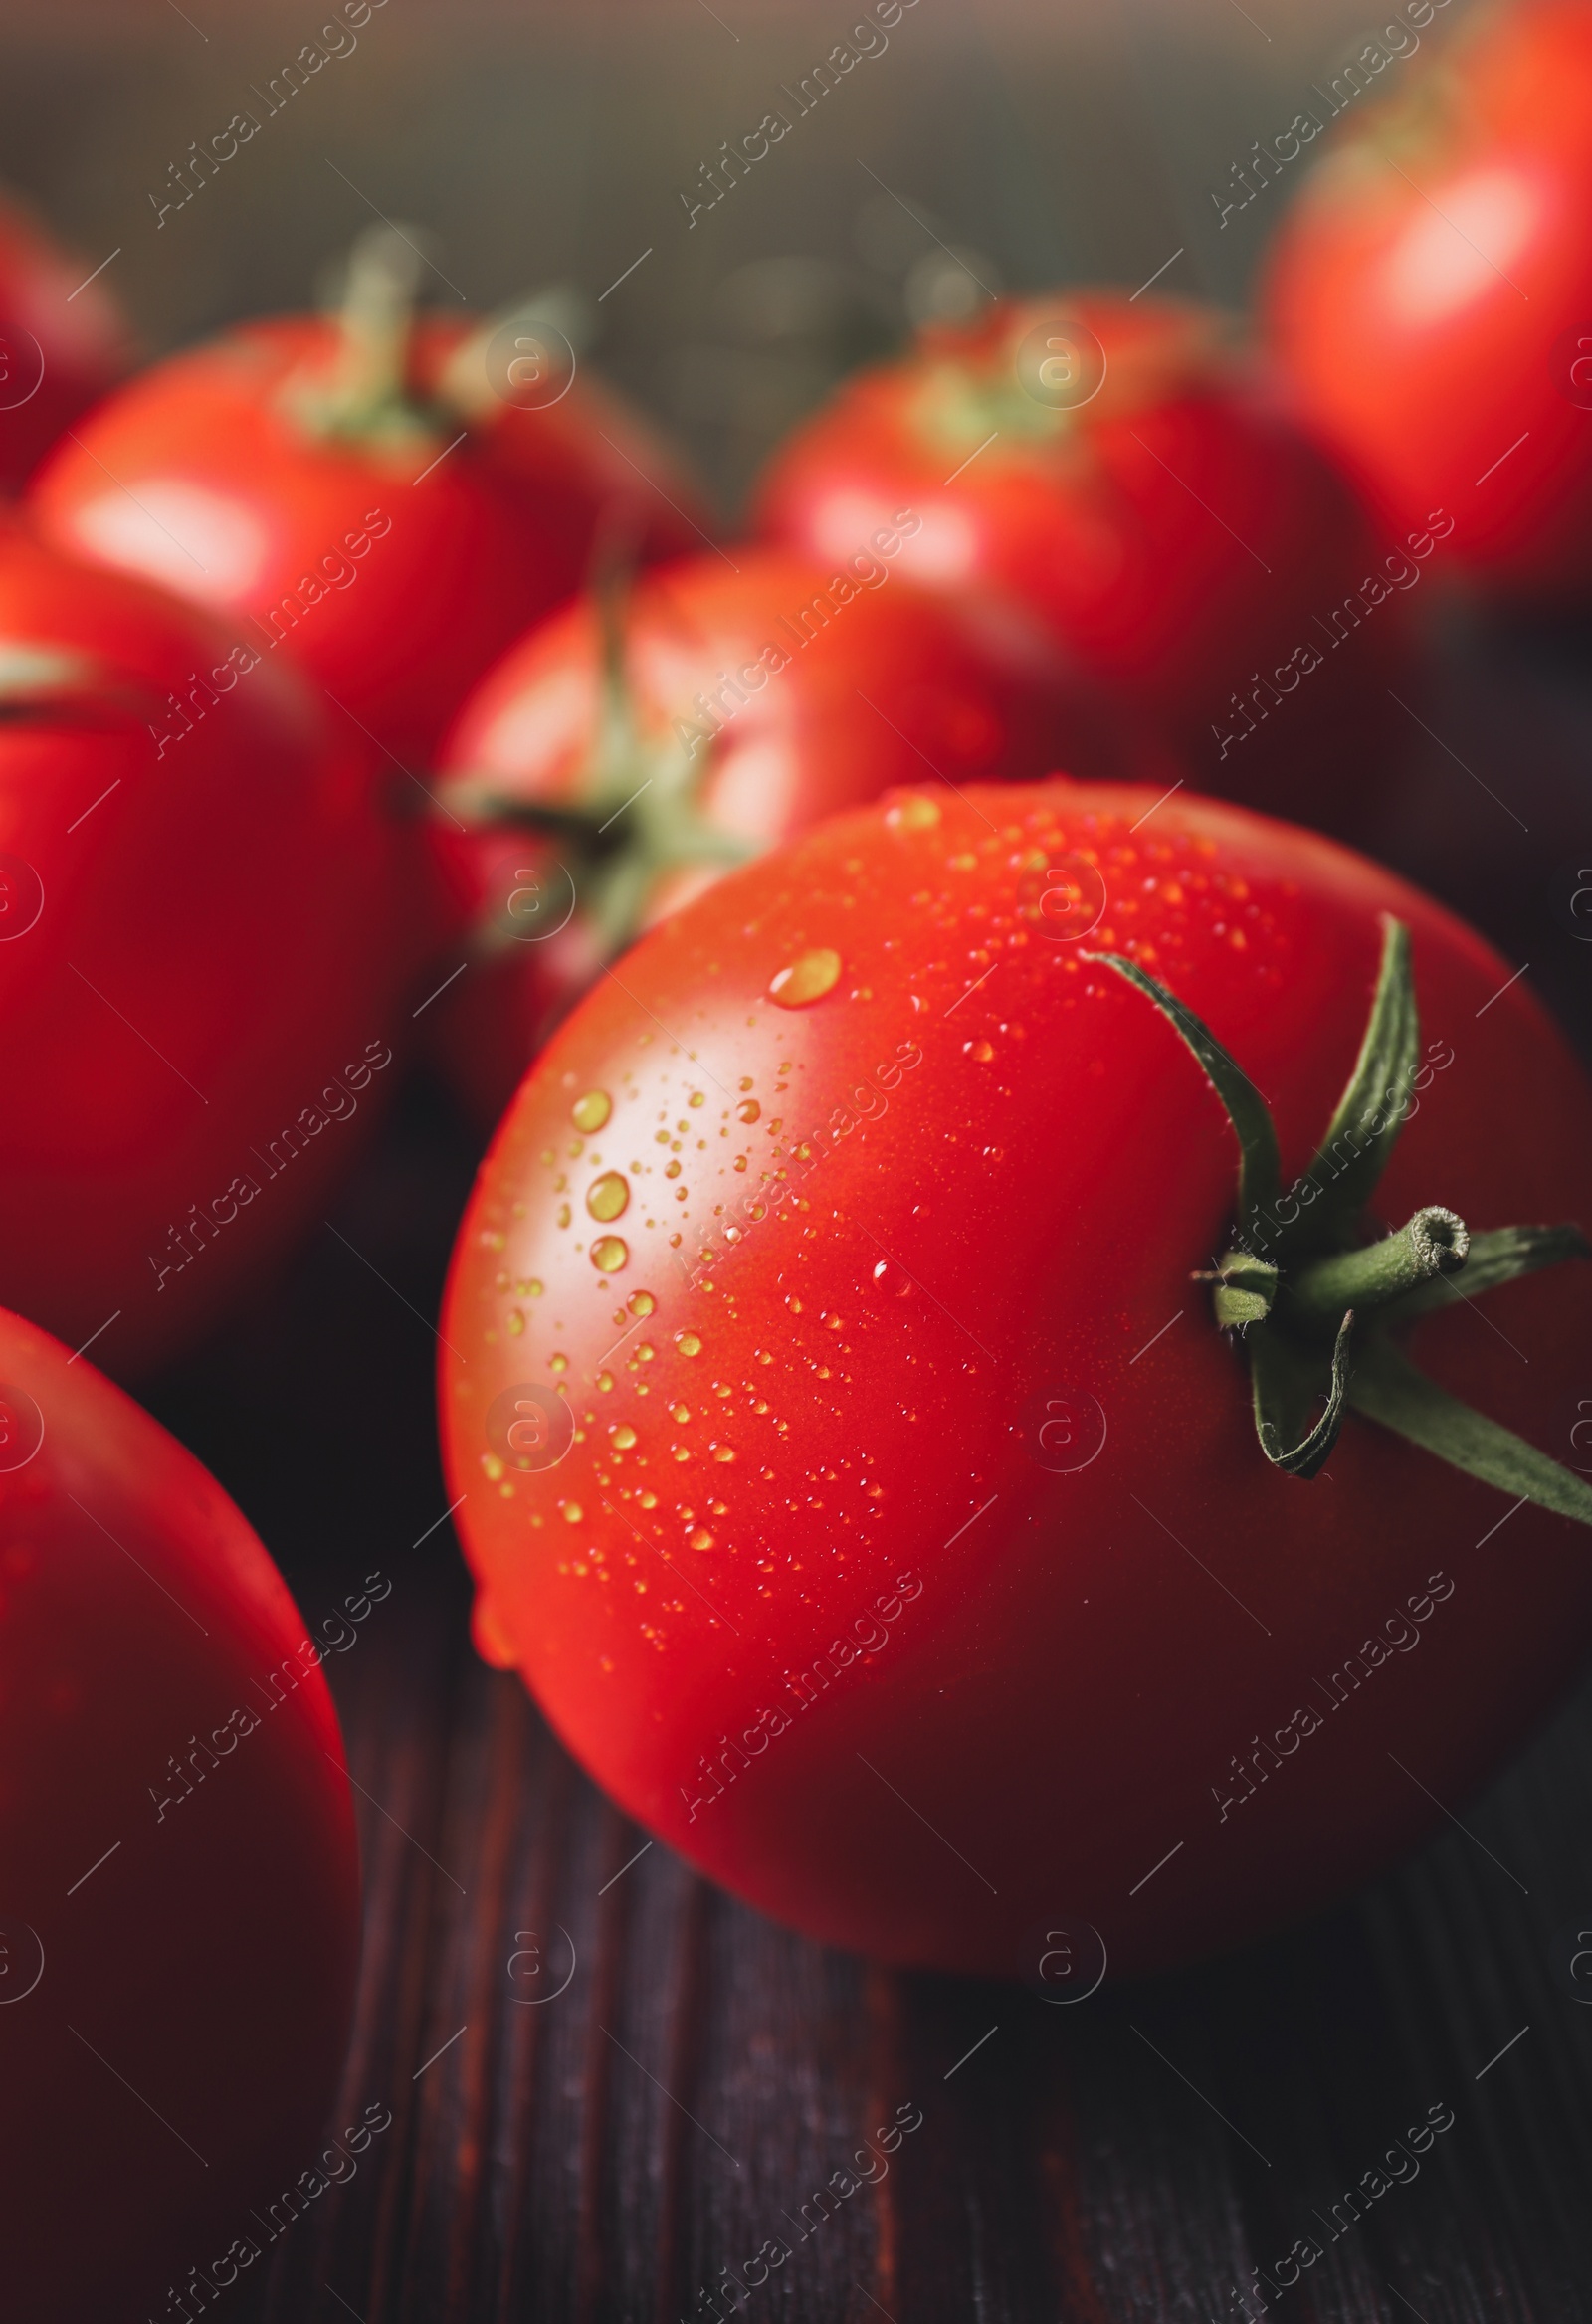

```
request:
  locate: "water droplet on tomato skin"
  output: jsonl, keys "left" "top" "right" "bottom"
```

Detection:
{"left": 769, "top": 948, "right": 842, "bottom": 1008}
{"left": 572, "top": 1089, "right": 612, "bottom": 1132}
{"left": 887, "top": 796, "right": 940, "bottom": 831}
{"left": 587, "top": 1171, "right": 630, "bottom": 1223}
{"left": 590, "top": 1237, "right": 629, "bottom": 1272}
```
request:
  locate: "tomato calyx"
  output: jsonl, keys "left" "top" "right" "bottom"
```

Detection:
{"left": 284, "top": 223, "right": 589, "bottom": 463}
{"left": 443, "top": 563, "right": 755, "bottom": 961}
{"left": 1085, "top": 919, "right": 1592, "bottom": 1522}
{"left": 0, "top": 644, "right": 99, "bottom": 705}
{"left": 0, "top": 641, "right": 159, "bottom": 732}
{"left": 907, "top": 297, "right": 1232, "bottom": 458}
{"left": 284, "top": 225, "right": 444, "bottom": 452}
{"left": 435, "top": 285, "right": 588, "bottom": 427}
{"left": 1315, "top": 56, "right": 1467, "bottom": 204}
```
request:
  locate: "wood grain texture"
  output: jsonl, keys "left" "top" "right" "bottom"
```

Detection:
{"left": 196, "top": 1536, "right": 1592, "bottom": 2324}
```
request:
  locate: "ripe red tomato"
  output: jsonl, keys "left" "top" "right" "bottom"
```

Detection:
{"left": 1264, "top": 1, "right": 1592, "bottom": 601}
{"left": 0, "top": 189, "right": 127, "bottom": 491}
{"left": 439, "top": 777, "right": 1592, "bottom": 1980}
{"left": 0, "top": 521, "right": 404, "bottom": 1377}
{"left": 28, "top": 290, "right": 707, "bottom": 771}
{"left": 752, "top": 293, "right": 1417, "bottom": 821}
{"left": 0, "top": 1304, "right": 361, "bottom": 2322}
{"left": 423, "top": 543, "right": 1170, "bottom": 1124}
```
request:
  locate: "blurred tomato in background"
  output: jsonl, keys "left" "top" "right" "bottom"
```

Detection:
{"left": 753, "top": 291, "right": 1418, "bottom": 829}
{"left": 1266, "top": 0, "right": 1592, "bottom": 601}
{"left": 0, "top": 521, "right": 405, "bottom": 1376}
{"left": 421, "top": 539, "right": 1172, "bottom": 1121}
{"left": 0, "top": 190, "right": 127, "bottom": 489}
{"left": 29, "top": 233, "right": 710, "bottom": 773}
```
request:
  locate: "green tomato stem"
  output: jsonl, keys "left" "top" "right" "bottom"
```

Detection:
{"left": 1283, "top": 1207, "right": 1470, "bottom": 1332}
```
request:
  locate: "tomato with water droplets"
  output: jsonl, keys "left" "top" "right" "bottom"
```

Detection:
{"left": 440, "top": 778, "right": 1592, "bottom": 1979}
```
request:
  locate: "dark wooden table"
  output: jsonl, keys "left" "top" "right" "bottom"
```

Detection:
{"left": 141, "top": 612, "right": 1592, "bottom": 2324}
{"left": 243, "top": 1568, "right": 1592, "bottom": 2324}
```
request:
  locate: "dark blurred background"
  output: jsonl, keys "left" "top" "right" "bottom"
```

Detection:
{"left": 0, "top": 0, "right": 1491, "bottom": 508}
{"left": 16, "top": 0, "right": 1592, "bottom": 1080}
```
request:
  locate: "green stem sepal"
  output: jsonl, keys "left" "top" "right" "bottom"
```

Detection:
{"left": 1082, "top": 921, "right": 1592, "bottom": 1525}
{"left": 284, "top": 224, "right": 444, "bottom": 451}
{"left": 444, "top": 552, "right": 755, "bottom": 966}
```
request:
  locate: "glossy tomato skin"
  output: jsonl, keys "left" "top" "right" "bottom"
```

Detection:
{"left": 1265, "top": 2, "right": 1592, "bottom": 601}
{"left": 425, "top": 544, "right": 1173, "bottom": 1125}
{"left": 28, "top": 314, "right": 708, "bottom": 771}
{"left": 440, "top": 779, "right": 1592, "bottom": 1981}
{"left": 0, "top": 522, "right": 403, "bottom": 1377}
{"left": 0, "top": 1305, "right": 361, "bottom": 2321}
{"left": 752, "top": 294, "right": 1416, "bottom": 824}
{"left": 0, "top": 191, "right": 127, "bottom": 490}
